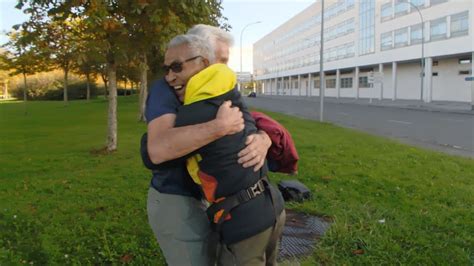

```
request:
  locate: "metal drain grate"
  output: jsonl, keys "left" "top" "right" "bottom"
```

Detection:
{"left": 278, "top": 209, "right": 331, "bottom": 261}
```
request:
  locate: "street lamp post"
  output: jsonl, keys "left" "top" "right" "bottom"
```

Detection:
{"left": 404, "top": 1, "right": 425, "bottom": 102}
{"left": 471, "top": 51, "right": 474, "bottom": 110}
{"left": 240, "top": 21, "right": 262, "bottom": 91}
{"left": 319, "top": 0, "right": 325, "bottom": 122}
{"left": 273, "top": 40, "right": 279, "bottom": 96}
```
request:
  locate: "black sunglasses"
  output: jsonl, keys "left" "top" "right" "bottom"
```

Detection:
{"left": 162, "top": 55, "right": 203, "bottom": 73}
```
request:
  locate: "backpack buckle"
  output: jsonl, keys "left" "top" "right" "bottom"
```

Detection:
{"left": 247, "top": 180, "right": 265, "bottom": 198}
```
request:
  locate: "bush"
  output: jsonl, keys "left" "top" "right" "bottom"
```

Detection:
{"left": 13, "top": 80, "right": 99, "bottom": 101}
{"left": 116, "top": 88, "right": 137, "bottom": 96}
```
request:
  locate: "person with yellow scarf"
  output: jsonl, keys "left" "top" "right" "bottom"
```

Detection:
{"left": 172, "top": 36, "right": 285, "bottom": 265}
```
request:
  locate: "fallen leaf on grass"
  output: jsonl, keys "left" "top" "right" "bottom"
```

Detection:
{"left": 120, "top": 254, "right": 133, "bottom": 263}
{"left": 321, "top": 176, "right": 333, "bottom": 181}
{"left": 352, "top": 249, "right": 365, "bottom": 255}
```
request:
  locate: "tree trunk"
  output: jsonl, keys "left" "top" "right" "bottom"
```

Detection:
{"left": 4, "top": 79, "right": 9, "bottom": 99}
{"left": 138, "top": 53, "right": 148, "bottom": 122}
{"left": 124, "top": 79, "right": 127, "bottom": 96}
{"left": 22, "top": 72, "right": 27, "bottom": 102}
{"left": 63, "top": 69, "right": 69, "bottom": 103}
{"left": 101, "top": 72, "right": 108, "bottom": 97}
{"left": 106, "top": 62, "right": 118, "bottom": 152}
{"left": 86, "top": 73, "right": 91, "bottom": 101}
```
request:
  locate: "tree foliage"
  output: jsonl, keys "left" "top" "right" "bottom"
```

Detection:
{"left": 9, "top": 0, "right": 229, "bottom": 151}
{"left": 1, "top": 27, "right": 48, "bottom": 101}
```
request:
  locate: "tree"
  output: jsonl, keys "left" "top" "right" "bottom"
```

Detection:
{"left": 17, "top": 0, "right": 229, "bottom": 151}
{"left": 117, "top": 59, "right": 141, "bottom": 96}
{"left": 41, "top": 17, "right": 84, "bottom": 103}
{"left": 120, "top": 1, "right": 229, "bottom": 121}
{"left": 0, "top": 51, "right": 11, "bottom": 99}
{"left": 1, "top": 28, "right": 46, "bottom": 101}
{"left": 74, "top": 21, "right": 104, "bottom": 101}
{"left": 76, "top": 52, "right": 100, "bottom": 101}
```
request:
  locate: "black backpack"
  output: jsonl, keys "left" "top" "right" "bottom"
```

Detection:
{"left": 277, "top": 180, "right": 311, "bottom": 202}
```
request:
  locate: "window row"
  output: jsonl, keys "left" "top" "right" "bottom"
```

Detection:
{"left": 324, "top": 0, "right": 355, "bottom": 20}
{"left": 263, "top": 18, "right": 356, "bottom": 64}
{"left": 264, "top": 39, "right": 320, "bottom": 62}
{"left": 264, "top": 0, "right": 355, "bottom": 50}
{"left": 325, "top": 18, "right": 355, "bottom": 41}
{"left": 381, "top": 0, "right": 448, "bottom": 22}
{"left": 381, "top": 11, "right": 469, "bottom": 51}
{"left": 271, "top": 76, "right": 373, "bottom": 90}
{"left": 324, "top": 42, "right": 356, "bottom": 62}
{"left": 259, "top": 42, "right": 355, "bottom": 74}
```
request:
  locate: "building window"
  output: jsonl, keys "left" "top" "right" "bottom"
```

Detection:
{"left": 338, "top": 46, "right": 346, "bottom": 59}
{"left": 347, "top": 0, "right": 355, "bottom": 9}
{"left": 459, "top": 58, "right": 471, "bottom": 64}
{"left": 332, "top": 48, "right": 338, "bottom": 60}
{"left": 395, "top": 0, "right": 409, "bottom": 16}
{"left": 340, "top": 77, "right": 352, "bottom": 88}
{"left": 326, "top": 79, "right": 336, "bottom": 88}
{"left": 410, "top": 0, "right": 425, "bottom": 8}
{"left": 450, "top": 11, "right": 469, "bottom": 37}
{"left": 432, "top": 72, "right": 439, "bottom": 76}
{"left": 359, "top": 0, "right": 376, "bottom": 55}
{"left": 359, "top": 76, "right": 369, "bottom": 87}
{"left": 430, "top": 17, "right": 447, "bottom": 40}
{"left": 410, "top": 23, "right": 423, "bottom": 44}
{"left": 324, "top": 18, "right": 355, "bottom": 42}
{"left": 381, "top": 32, "right": 393, "bottom": 50}
{"left": 430, "top": 0, "right": 448, "bottom": 5}
{"left": 314, "top": 78, "right": 321, "bottom": 88}
{"left": 459, "top": 70, "right": 470, "bottom": 75}
{"left": 347, "top": 43, "right": 355, "bottom": 57}
{"left": 381, "top": 2, "right": 392, "bottom": 22}
{"left": 394, "top": 27, "right": 408, "bottom": 47}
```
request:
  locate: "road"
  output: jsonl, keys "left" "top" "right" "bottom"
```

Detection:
{"left": 245, "top": 96, "right": 474, "bottom": 158}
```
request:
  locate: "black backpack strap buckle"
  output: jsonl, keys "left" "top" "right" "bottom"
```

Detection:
{"left": 246, "top": 179, "right": 265, "bottom": 200}
{"left": 207, "top": 179, "right": 267, "bottom": 231}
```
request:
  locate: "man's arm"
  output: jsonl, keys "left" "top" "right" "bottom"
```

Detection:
{"left": 147, "top": 101, "right": 244, "bottom": 164}
{"left": 238, "top": 130, "right": 272, "bottom": 171}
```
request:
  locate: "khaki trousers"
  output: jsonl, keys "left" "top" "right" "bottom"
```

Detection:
{"left": 147, "top": 187, "right": 214, "bottom": 266}
{"left": 218, "top": 210, "right": 286, "bottom": 266}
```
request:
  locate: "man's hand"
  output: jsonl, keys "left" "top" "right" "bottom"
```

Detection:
{"left": 238, "top": 131, "right": 271, "bottom": 172}
{"left": 215, "top": 101, "right": 244, "bottom": 136}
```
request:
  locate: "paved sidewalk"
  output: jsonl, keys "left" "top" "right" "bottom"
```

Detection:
{"left": 257, "top": 95, "right": 474, "bottom": 115}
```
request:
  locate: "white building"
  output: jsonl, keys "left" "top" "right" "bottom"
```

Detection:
{"left": 236, "top": 72, "right": 253, "bottom": 83}
{"left": 253, "top": 0, "right": 473, "bottom": 103}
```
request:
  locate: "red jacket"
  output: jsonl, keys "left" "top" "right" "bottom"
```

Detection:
{"left": 251, "top": 111, "right": 299, "bottom": 174}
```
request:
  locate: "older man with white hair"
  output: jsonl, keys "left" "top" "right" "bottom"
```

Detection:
{"left": 187, "top": 24, "right": 233, "bottom": 65}
{"left": 144, "top": 26, "right": 273, "bottom": 265}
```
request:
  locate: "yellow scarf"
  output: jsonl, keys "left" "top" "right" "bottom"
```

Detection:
{"left": 184, "top": 63, "right": 237, "bottom": 105}
{"left": 184, "top": 64, "right": 237, "bottom": 184}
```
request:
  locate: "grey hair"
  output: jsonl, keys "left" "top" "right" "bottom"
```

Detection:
{"left": 187, "top": 24, "right": 234, "bottom": 48}
{"left": 167, "top": 34, "right": 215, "bottom": 63}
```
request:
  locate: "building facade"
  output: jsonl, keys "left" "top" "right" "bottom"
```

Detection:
{"left": 253, "top": 0, "right": 473, "bottom": 103}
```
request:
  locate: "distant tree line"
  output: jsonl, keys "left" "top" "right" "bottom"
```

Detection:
{"left": 0, "top": 0, "right": 230, "bottom": 152}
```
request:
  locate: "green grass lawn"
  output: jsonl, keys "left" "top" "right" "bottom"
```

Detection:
{"left": 1, "top": 97, "right": 473, "bottom": 265}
